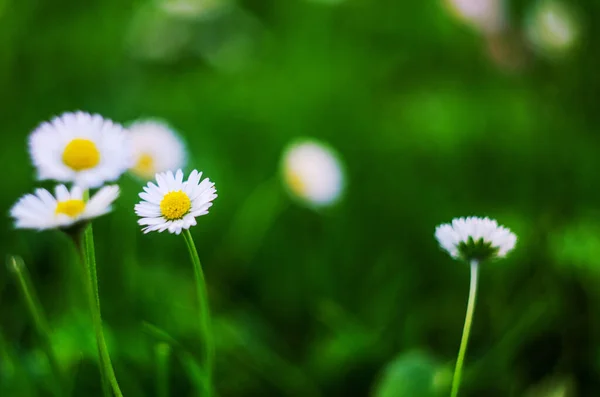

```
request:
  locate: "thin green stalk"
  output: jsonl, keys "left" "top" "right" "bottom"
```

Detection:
{"left": 7, "top": 255, "right": 64, "bottom": 396}
{"left": 155, "top": 343, "right": 171, "bottom": 397}
{"left": 450, "top": 260, "right": 479, "bottom": 397}
{"left": 79, "top": 223, "right": 124, "bottom": 397}
{"left": 182, "top": 229, "right": 214, "bottom": 397}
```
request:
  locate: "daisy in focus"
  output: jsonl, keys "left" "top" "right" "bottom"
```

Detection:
{"left": 436, "top": 217, "right": 517, "bottom": 397}
{"left": 128, "top": 120, "right": 187, "bottom": 180}
{"left": 435, "top": 216, "right": 517, "bottom": 263}
{"left": 135, "top": 169, "right": 217, "bottom": 234}
{"left": 29, "top": 111, "right": 133, "bottom": 188}
{"left": 10, "top": 185, "right": 120, "bottom": 230}
{"left": 281, "top": 139, "right": 344, "bottom": 207}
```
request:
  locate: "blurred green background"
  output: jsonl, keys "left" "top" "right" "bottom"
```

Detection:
{"left": 1, "top": 0, "right": 599, "bottom": 395}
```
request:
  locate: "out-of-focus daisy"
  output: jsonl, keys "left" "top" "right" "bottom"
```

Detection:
{"left": 525, "top": 0, "right": 580, "bottom": 57}
{"left": 281, "top": 139, "right": 344, "bottom": 207}
{"left": 160, "top": 0, "right": 230, "bottom": 19}
{"left": 29, "top": 111, "right": 132, "bottom": 189}
{"left": 192, "top": 4, "right": 263, "bottom": 73}
{"left": 128, "top": 120, "right": 187, "bottom": 180}
{"left": 443, "top": 0, "right": 507, "bottom": 34}
{"left": 135, "top": 169, "right": 217, "bottom": 234}
{"left": 435, "top": 216, "right": 517, "bottom": 263}
{"left": 10, "top": 185, "right": 120, "bottom": 231}
{"left": 305, "top": 0, "right": 346, "bottom": 6}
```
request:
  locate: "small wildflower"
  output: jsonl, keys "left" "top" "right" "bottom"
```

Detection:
{"left": 159, "top": 0, "right": 230, "bottom": 19}
{"left": 128, "top": 120, "right": 187, "bottom": 180}
{"left": 444, "top": 0, "right": 507, "bottom": 34}
{"left": 28, "top": 111, "right": 132, "bottom": 188}
{"left": 281, "top": 139, "right": 344, "bottom": 207}
{"left": 10, "top": 185, "right": 120, "bottom": 230}
{"left": 435, "top": 216, "right": 517, "bottom": 263}
{"left": 525, "top": 0, "right": 580, "bottom": 56}
{"left": 134, "top": 169, "right": 217, "bottom": 234}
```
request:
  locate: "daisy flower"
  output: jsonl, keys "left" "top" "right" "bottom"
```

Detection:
{"left": 135, "top": 169, "right": 217, "bottom": 234}
{"left": 435, "top": 216, "right": 517, "bottom": 263}
{"left": 29, "top": 111, "right": 133, "bottom": 188}
{"left": 128, "top": 120, "right": 187, "bottom": 180}
{"left": 444, "top": 0, "right": 507, "bottom": 34}
{"left": 160, "top": 0, "right": 230, "bottom": 19}
{"left": 10, "top": 185, "right": 120, "bottom": 230}
{"left": 525, "top": 0, "right": 580, "bottom": 57}
{"left": 436, "top": 217, "right": 517, "bottom": 397}
{"left": 281, "top": 139, "right": 344, "bottom": 207}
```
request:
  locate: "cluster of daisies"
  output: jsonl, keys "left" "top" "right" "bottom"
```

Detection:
{"left": 10, "top": 111, "right": 216, "bottom": 235}
{"left": 7, "top": 110, "right": 522, "bottom": 397}
{"left": 8, "top": 109, "right": 518, "bottom": 261}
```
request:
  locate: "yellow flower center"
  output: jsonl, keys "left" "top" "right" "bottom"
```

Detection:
{"left": 132, "top": 153, "right": 155, "bottom": 178}
{"left": 55, "top": 199, "right": 86, "bottom": 218}
{"left": 160, "top": 191, "right": 191, "bottom": 220}
{"left": 62, "top": 138, "right": 101, "bottom": 171}
{"left": 284, "top": 168, "right": 306, "bottom": 196}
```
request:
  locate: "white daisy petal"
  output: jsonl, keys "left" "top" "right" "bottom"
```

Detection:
{"left": 134, "top": 168, "right": 217, "bottom": 235}
{"left": 11, "top": 185, "right": 120, "bottom": 231}
{"left": 55, "top": 185, "right": 70, "bottom": 201}
{"left": 85, "top": 185, "right": 120, "bottom": 217}
{"left": 70, "top": 185, "right": 84, "bottom": 200}
{"left": 435, "top": 216, "right": 517, "bottom": 263}
{"left": 28, "top": 111, "right": 133, "bottom": 188}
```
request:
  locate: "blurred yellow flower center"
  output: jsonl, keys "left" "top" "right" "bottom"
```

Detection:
{"left": 62, "top": 139, "right": 100, "bottom": 171}
{"left": 160, "top": 191, "right": 191, "bottom": 220}
{"left": 55, "top": 199, "right": 86, "bottom": 218}
{"left": 133, "top": 153, "right": 155, "bottom": 178}
{"left": 284, "top": 168, "right": 306, "bottom": 196}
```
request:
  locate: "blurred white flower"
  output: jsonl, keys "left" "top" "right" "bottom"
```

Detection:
{"left": 191, "top": 4, "right": 263, "bottom": 73}
{"left": 526, "top": 0, "right": 580, "bottom": 57}
{"left": 135, "top": 169, "right": 217, "bottom": 234}
{"left": 281, "top": 139, "right": 344, "bottom": 207}
{"left": 10, "top": 185, "right": 120, "bottom": 230}
{"left": 305, "top": 0, "right": 346, "bottom": 5}
{"left": 128, "top": 120, "right": 187, "bottom": 180}
{"left": 160, "top": 0, "right": 230, "bottom": 19}
{"left": 29, "top": 111, "right": 132, "bottom": 189}
{"left": 127, "top": 3, "right": 194, "bottom": 63}
{"left": 435, "top": 216, "right": 516, "bottom": 262}
{"left": 444, "top": 0, "right": 507, "bottom": 34}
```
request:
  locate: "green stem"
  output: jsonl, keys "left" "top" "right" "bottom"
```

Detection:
{"left": 182, "top": 229, "right": 214, "bottom": 397}
{"left": 450, "top": 260, "right": 479, "bottom": 397}
{"left": 7, "top": 255, "right": 65, "bottom": 396}
{"left": 79, "top": 224, "right": 124, "bottom": 397}
{"left": 155, "top": 343, "right": 171, "bottom": 397}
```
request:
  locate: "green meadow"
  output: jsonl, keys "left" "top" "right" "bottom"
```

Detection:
{"left": 0, "top": 1, "right": 597, "bottom": 396}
